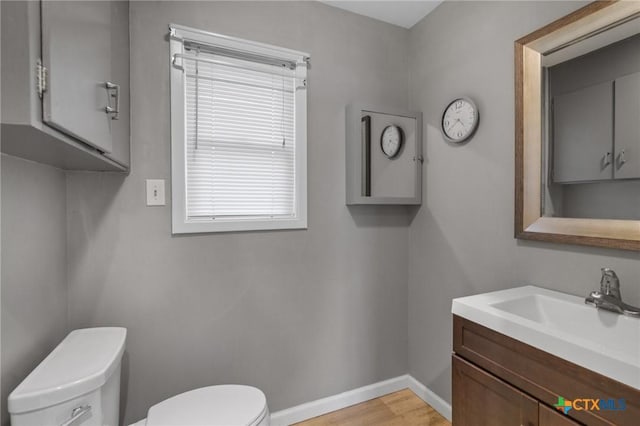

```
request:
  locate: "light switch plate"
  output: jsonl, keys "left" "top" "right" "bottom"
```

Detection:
{"left": 146, "top": 179, "right": 166, "bottom": 206}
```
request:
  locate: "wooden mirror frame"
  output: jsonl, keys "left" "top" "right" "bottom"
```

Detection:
{"left": 515, "top": 1, "right": 640, "bottom": 251}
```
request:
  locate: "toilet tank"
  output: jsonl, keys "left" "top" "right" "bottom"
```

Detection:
{"left": 8, "top": 327, "right": 127, "bottom": 426}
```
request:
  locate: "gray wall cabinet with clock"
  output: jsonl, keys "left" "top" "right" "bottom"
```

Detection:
{"left": 1, "top": 0, "right": 130, "bottom": 172}
{"left": 346, "top": 104, "right": 422, "bottom": 205}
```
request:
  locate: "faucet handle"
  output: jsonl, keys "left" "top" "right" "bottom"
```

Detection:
{"left": 600, "top": 268, "right": 621, "bottom": 298}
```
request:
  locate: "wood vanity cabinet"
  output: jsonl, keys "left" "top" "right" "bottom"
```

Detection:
{"left": 453, "top": 315, "right": 640, "bottom": 426}
{"left": 540, "top": 404, "right": 583, "bottom": 426}
{"left": 1, "top": 0, "right": 130, "bottom": 171}
{"left": 453, "top": 355, "right": 540, "bottom": 426}
{"left": 453, "top": 356, "right": 579, "bottom": 426}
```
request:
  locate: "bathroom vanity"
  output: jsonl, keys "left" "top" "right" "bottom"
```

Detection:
{"left": 452, "top": 287, "right": 640, "bottom": 426}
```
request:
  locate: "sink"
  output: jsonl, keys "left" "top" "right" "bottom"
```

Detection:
{"left": 452, "top": 286, "right": 640, "bottom": 390}
{"left": 491, "top": 293, "right": 639, "bottom": 357}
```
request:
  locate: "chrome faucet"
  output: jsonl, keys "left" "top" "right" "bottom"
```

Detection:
{"left": 585, "top": 268, "right": 640, "bottom": 317}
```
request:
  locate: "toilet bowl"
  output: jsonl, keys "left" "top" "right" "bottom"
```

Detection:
{"left": 131, "top": 385, "right": 270, "bottom": 426}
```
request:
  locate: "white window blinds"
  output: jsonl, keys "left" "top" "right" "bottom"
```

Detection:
{"left": 183, "top": 49, "right": 297, "bottom": 220}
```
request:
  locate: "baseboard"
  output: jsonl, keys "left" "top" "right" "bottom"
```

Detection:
{"left": 269, "top": 375, "right": 409, "bottom": 426}
{"left": 407, "top": 375, "right": 452, "bottom": 422}
{"left": 269, "top": 375, "right": 452, "bottom": 425}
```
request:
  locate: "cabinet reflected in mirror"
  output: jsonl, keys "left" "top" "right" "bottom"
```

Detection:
{"left": 542, "top": 16, "right": 640, "bottom": 221}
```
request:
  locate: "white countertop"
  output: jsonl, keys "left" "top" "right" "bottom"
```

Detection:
{"left": 452, "top": 286, "right": 640, "bottom": 390}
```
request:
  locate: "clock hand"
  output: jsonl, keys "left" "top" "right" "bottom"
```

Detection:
{"left": 447, "top": 119, "right": 462, "bottom": 133}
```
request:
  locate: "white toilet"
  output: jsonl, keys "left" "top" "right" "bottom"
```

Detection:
{"left": 8, "top": 328, "right": 270, "bottom": 426}
{"left": 130, "top": 385, "right": 269, "bottom": 426}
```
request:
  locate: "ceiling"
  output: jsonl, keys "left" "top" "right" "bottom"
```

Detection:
{"left": 319, "top": 1, "right": 443, "bottom": 29}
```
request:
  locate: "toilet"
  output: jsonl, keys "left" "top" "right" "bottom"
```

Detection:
{"left": 8, "top": 328, "right": 270, "bottom": 426}
{"left": 130, "top": 385, "right": 269, "bottom": 426}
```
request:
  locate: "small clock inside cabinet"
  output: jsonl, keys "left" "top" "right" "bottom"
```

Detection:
{"left": 346, "top": 104, "right": 423, "bottom": 205}
{"left": 380, "top": 125, "right": 404, "bottom": 159}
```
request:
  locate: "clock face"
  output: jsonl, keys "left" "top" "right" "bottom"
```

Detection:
{"left": 441, "top": 98, "right": 479, "bottom": 143}
{"left": 380, "top": 125, "right": 404, "bottom": 159}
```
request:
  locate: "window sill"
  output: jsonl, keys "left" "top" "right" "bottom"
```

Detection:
{"left": 171, "top": 216, "right": 308, "bottom": 234}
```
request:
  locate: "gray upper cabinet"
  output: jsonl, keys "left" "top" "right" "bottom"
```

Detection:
{"left": 41, "top": 1, "right": 113, "bottom": 153}
{"left": 614, "top": 71, "right": 640, "bottom": 180}
{"left": 552, "top": 81, "right": 613, "bottom": 184}
{"left": 1, "top": 0, "right": 129, "bottom": 171}
{"left": 105, "top": 0, "right": 130, "bottom": 167}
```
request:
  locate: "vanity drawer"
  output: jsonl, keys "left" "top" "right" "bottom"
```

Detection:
{"left": 453, "top": 315, "right": 640, "bottom": 426}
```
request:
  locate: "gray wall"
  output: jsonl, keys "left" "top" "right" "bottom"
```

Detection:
{"left": 407, "top": 0, "right": 640, "bottom": 406}
{"left": 549, "top": 32, "right": 640, "bottom": 97}
{"left": 1, "top": 154, "right": 68, "bottom": 426}
{"left": 563, "top": 181, "right": 640, "bottom": 220}
{"left": 6, "top": 3, "right": 640, "bottom": 424}
{"left": 66, "top": 1, "right": 410, "bottom": 423}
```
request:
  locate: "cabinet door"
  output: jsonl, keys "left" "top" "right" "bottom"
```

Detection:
{"left": 539, "top": 404, "right": 580, "bottom": 426}
{"left": 104, "top": 0, "right": 129, "bottom": 167}
{"left": 41, "top": 1, "right": 113, "bottom": 153}
{"left": 453, "top": 355, "right": 538, "bottom": 426}
{"left": 553, "top": 81, "right": 613, "bottom": 183}
{"left": 614, "top": 71, "right": 640, "bottom": 179}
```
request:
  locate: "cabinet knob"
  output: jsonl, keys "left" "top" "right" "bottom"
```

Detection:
{"left": 617, "top": 149, "right": 626, "bottom": 168}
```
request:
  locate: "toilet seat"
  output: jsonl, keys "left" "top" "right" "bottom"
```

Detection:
{"left": 141, "top": 385, "right": 269, "bottom": 426}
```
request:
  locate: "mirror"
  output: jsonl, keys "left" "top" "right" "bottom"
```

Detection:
{"left": 515, "top": 1, "right": 640, "bottom": 250}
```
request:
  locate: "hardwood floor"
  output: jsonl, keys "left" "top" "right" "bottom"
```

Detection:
{"left": 293, "top": 389, "right": 451, "bottom": 426}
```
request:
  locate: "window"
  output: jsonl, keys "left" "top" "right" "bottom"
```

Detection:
{"left": 170, "top": 24, "right": 308, "bottom": 233}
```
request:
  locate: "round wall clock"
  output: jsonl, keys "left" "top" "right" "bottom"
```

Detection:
{"left": 380, "top": 125, "right": 404, "bottom": 159}
{"left": 441, "top": 97, "right": 479, "bottom": 143}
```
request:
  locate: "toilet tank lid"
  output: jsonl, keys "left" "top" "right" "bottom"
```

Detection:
{"left": 8, "top": 327, "right": 127, "bottom": 414}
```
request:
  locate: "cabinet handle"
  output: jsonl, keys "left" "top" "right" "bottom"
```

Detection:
{"left": 105, "top": 81, "right": 120, "bottom": 120}
{"left": 617, "top": 149, "right": 626, "bottom": 168}
{"left": 602, "top": 152, "right": 612, "bottom": 168}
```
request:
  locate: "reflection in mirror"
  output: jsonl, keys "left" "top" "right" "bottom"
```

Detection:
{"left": 542, "top": 16, "right": 640, "bottom": 220}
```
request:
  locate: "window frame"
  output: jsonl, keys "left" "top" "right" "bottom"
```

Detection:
{"left": 169, "top": 24, "right": 308, "bottom": 234}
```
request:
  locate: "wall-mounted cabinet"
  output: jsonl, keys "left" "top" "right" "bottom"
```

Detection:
{"left": 1, "top": 0, "right": 130, "bottom": 172}
{"left": 552, "top": 71, "right": 640, "bottom": 184}
{"left": 346, "top": 104, "right": 422, "bottom": 205}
